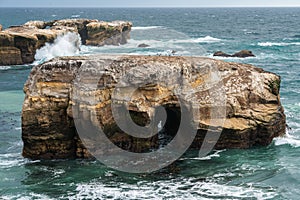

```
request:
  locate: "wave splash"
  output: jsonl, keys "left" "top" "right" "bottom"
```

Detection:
{"left": 34, "top": 32, "right": 81, "bottom": 63}
{"left": 274, "top": 132, "right": 300, "bottom": 148}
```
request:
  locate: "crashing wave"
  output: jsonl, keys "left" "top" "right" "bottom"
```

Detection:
{"left": 258, "top": 42, "right": 300, "bottom": 47}
{"left": 34, "top": 32, "right": 81, "bottom": 64}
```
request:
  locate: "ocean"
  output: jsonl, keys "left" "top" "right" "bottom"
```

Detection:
{"left": 0, "top": 7, "right": 300, "bottom": 199}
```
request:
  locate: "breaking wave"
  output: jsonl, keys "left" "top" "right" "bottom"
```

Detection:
{"left": 274, "top": 132, "right": 300, "bottom": 148}
{"left": 132, "top": 26, "right": 163, "bottom": 30}
{"left": 173, "top": 36, "right": 222, "bottom": 43}
{"left": 34, "top": 32, "right": 81, "bottom": 64}
{"left": 258, "top": 42, "right": 300, "bottom": 47}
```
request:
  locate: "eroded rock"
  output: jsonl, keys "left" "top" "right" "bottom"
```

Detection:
{"left": 0, "top": 19, "right": 132, "bottom": 65}
{"left": 22, "top": 55, "right": 286, "bottom": 160}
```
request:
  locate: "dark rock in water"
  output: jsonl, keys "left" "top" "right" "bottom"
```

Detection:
{"left": 213, "top": 50, "right": 256, "bottom": 58}
{"left": 22, "top": 55, "right": 286, "bottom": 160}
{"left": 232, "top": 50, "right": 255, "bottom": 58}
{"left": 138, "top": 43, "right": 150, "bottom": 48}
{"left": 0, "top": 19, "right": 132, "bottom": 65}
{"left": 213, "top": 51, "right": 231, "bottom": 57}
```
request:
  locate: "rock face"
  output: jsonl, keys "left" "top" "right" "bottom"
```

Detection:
{"left": 214, "top": 50, "right": 256, "bottom": 58}
{"left": 22, "top": 55, "right": 286, "bottom": 160}
{"left": 0, "top": 19, "right": 132, "bottom": 65}
{"left": 0, "top": 47, "right": 23, "bottom": 65}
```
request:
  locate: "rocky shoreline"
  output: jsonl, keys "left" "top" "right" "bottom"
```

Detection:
{"left": 0, "top": 19, "right": 132, "bottom": 65}
{"left": 22, "top": 55, "right": 286, "bottom": 160}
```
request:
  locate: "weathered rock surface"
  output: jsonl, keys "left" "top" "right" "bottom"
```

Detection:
{"left": 0, "top": 19, "right": 132, "bottom": 65}
{"left": 22, "top": 55, "right": 286, "bottom": 160}
{"left": 214, "top": 50, "right": 256, "bottom": 58}
{"left": 0, "top": 47, "right": 23, "bottom": 65}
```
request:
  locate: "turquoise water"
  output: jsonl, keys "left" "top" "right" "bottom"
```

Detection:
{"left": 0, "top": 8, "right": 300, "bottom": 199}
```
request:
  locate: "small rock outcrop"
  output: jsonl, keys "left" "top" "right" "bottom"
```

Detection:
{"left": 0, "top": 24, "right": 2, "bottom": 31}
{"left": 0, "top": 19, "right": 132, "bottom": 65}
{"left": 22, "top": 55, "right": 286, "bottom": 160}
{"left": 213, "top": 51, "right": 231, "bottom": 57}
{"left": 214, "top": 50, "right": 256, "bottom": 58}
{"left": 232, "top": 50, "right": 255, "bottom": 58}
{"left": 138, "top": 43, "right": 150, "bottom": 48}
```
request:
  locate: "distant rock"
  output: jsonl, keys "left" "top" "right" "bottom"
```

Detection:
{"left": 213, "top": 50, "right": 256, "bottom": 58}
{"left": 213, "top": 51, "right": 231, "bottom": 57}
{"left": 0, "top": 24, "right": 2, "bottom": 31}
{"left": 138, "top": 43, "right": 150, "bottom": 48}
{"left": 232, "top": 50, "right": 255, "bottom": 58}
{"left": 0, "top": 19, "right": 132, "bottom": 65}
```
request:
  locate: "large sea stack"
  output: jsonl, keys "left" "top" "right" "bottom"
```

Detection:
{"left": 22, "top": 55, "right": 286, "bottom": 160}
{"left": 0, "top": 19, "right": 132, "bottom": 65}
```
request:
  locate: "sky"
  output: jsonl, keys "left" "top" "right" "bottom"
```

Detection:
{"left": 0, "top": 0, "right": 300, "bottom": 7}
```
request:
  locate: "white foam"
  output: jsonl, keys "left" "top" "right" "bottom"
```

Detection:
{"left": 174, "top": 36, "right": 222, "bottom": 43}
{"left": 1, "top": 193, "right": 54, "bottom": 200}
{"left": 258, "top": 42, "right": 300, "bottom": 47}
{"left": 274, "top": 132, "right": 300, "bottom": 147}
{"left": 180, "top": 150, "right": 226, "bottom": 161}
{"left": 71, "top": 15, "right": 80, "bottom": 18}
{"left": 0, "top": 66, "right": 11, "bottom": 70}
{"left": 132, "top": 26, "right": 163, "bottom": 30}
{"left": 34, "top": 32, "right": 81, "bottom": 63}
{"left": 65, "top": 177, "right": 277, "bottom": 200}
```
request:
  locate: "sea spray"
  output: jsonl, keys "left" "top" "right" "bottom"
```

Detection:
{"left": 34, "top": 32, "right": 81, "bottom": 63}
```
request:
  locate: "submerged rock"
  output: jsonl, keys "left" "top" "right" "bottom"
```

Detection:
{"left": 22, "top": 55, "right": 286, "bottom": 160}
{"left": 0, "top": 19, "right": 132, "bottom": 65}
{"left": 138, "top": 43, "right": 150, "bottom": 48}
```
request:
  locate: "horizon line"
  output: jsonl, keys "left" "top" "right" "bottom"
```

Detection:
{"left": 1, "top": 6, "right": 300, "bottom": 8}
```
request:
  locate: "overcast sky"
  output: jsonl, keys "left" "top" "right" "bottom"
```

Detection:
{"left": 0, "top": 0, "right": 299, "bottom": 7}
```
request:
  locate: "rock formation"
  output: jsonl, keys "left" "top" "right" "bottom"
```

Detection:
{"left": 0, "top": 24, "right": 2, "bottom": 31}
{"left": 0, "top": 19, "right": 132, "bottom": 65}
{"left": 22, "top": 55, "right": 286, "bottom": 160}
{"left": 213, "top": 50, "right": 256, "bottom": 58}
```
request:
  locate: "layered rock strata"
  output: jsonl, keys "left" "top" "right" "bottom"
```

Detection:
{"left": 22, "top": 55, "right": 286, "bottom": 160}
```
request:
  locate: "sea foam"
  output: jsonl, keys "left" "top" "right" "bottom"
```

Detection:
{"left": 34, "top": 32, "right": 81, "bottom": 63}
{"left": 174, "top": 36, "right": 222, "bottom": 43}
{"left": 132, "top": 26, "right": 163, "bottom": 30}
{"left": 274, "top": 132, "right": 300, "bottom": 148}
{"left": 258, "top": 42, "right": 300, "bottom": 47}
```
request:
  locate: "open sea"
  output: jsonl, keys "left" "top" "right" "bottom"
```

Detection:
{"left": 0, "top": 7, "right": 300, "bottom": 199}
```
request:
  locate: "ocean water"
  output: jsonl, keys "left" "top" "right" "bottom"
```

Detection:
{"left": 0, "top": 7, "right": 300, "bottom": 199}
